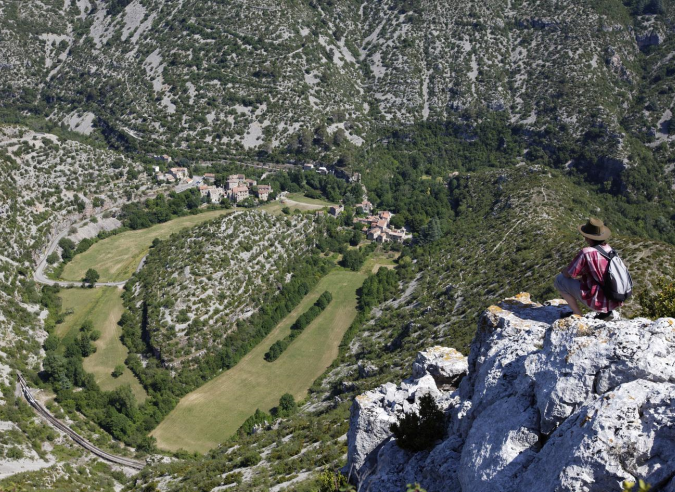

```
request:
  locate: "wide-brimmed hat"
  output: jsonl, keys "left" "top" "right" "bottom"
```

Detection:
{"left": 578, "top": 217, "right": 611, "bottom": 241}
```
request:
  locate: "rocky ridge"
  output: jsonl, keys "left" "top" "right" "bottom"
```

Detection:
{"left": 347, "top": 293, "right": 675, "bottom": 492}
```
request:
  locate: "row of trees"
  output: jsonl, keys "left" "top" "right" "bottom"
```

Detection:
{"left": 265, "top": 291, "right": 333, "bottom": 362}
{"left": 119, "top": 188, "right": 225, "bottom": 230}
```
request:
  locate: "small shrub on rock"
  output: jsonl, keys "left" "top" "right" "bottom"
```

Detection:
{"left": 390, "top": 394, "right": 445, "bottom": 451}
{"left": 638, "top": 278, "right": 675, "bottom": 318}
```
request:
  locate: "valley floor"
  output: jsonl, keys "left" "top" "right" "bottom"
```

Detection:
{"left": 57, "top": 287, "right": 147, "bottom": 402}
{"left": 151, "top": 267, "right": 369, "bottom": 453}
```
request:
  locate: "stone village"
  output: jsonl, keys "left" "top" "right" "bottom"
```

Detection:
{"left": 153, "top": 158, "right": 411, "bottom": 243}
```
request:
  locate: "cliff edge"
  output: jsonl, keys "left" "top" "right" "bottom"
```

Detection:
{"left": 347, "top": 293, "right": 675, "bottom": 492}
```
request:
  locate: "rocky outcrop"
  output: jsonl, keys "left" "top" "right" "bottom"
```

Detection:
{"left": 411, "top": 346, "right": 467, "bottom": 388}
{"left": 347, "top": 293, "right": 675, "bottom": 492}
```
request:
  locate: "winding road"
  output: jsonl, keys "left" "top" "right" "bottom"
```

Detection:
{"left": 33, "top": 211, "right": 138, "bottom": 288}
{"left": 32, "top": 179, "right": 197, "bottom": 288}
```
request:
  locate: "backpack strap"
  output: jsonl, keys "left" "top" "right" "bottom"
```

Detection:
{"left": 593, "top": 245, "right": 614, "bottom": 260}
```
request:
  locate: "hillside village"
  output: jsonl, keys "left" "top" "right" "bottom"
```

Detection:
{"left": 154, "top": 164, "right": 273, "bottom": 204}
{"left": 151, "top": 159, "right": 412, "bottom": 243}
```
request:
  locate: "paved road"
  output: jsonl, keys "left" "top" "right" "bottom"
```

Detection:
{"left": 33, "top": 212, "right": 129, "bottom": 288}
{"left": 33, "top": 179, "right": 199, "bottom": 288}
{"left": 175, "top": 175, "right": 203, "bottom": 194}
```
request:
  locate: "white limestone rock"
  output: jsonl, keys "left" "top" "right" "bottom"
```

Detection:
{"left": 347, "top": 293, "right": 675, "bottom": 492}
{"left": 346, "top": 371, "right": 451, "bottom": 478}
{"left": 411, "top": 346, "right": 467, "bottom": 386}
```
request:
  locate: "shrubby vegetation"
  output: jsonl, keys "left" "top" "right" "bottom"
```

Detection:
{"left": 360, "top": 268, "right": 399, "bottom": 310}
{"left": 638, "top": 279, "right": 675, "bottom": 318}
{"left": 390, "top": 394, "right": 446, "bottom": 451}
{"left": 265, "top": 292, "right": 333, "bottom": 362}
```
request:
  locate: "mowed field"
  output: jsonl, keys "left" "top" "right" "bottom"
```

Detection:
{"left": 57, "top": 287, "right": 146, "bottom": 402}
{"left": 151, "top": 268, "right": 368, "bottom": 452}
{"left": 60, "top": 209, "right": 235, "bottom": 282}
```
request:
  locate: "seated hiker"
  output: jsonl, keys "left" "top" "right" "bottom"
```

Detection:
{"left": 554, "top": 218, "right": 625, "bottom": 319}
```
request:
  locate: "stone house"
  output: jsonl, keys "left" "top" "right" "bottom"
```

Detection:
{"left": 209, "top": 188, "right": 226, "bottom": 203}
{"left": 199, "top": 185, "right": 215, "bottom": 197}
{"left": 170, "top": 167, "right": 188, "bottom": 179}
{"left": 229, "top": 186, "right": 249, "bottom": 203}
{"left": 357, "top": 200, "right": 373, "bottom": 214}
{"left": 329, "top": 205, "right": 344, "bottom": 217}
{"left": 257, "top": 185, "right": 272, "bottom": 201}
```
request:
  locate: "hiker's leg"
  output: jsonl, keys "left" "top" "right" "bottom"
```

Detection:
{"left": 559, "top": 292, "right": 583, "bottom": 315}
{"left": 554, "top": 274, "right": 584, "bottom": 316}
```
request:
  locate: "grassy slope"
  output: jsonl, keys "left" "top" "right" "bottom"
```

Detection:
{"left": 284, "top": 193, "right": 335, "bottom": 206}
{"left": 261, "top": 194, "right": 334, "bottom": 215}
{"left": 151, "top": 268, "right": 368, "bottom": 452}
{"left": 57, "top": 288, "right": 146, "bottom": 402}
{"left": 60, "top": 209, "right": 235, "bottom": 282}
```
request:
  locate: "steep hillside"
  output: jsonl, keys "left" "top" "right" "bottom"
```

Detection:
{"left": 0, "top": 125, "right": 158, "bottom": 490}
{"left": 125, "top": 168, "right": 675, "bottom": 491}
{"left": 0, "top": 125, "right": 151, "bottom": 265}
{"left": 127, "top": 210, "right": 317, "bottom": 367}
{"left": 2, "top": 0, "right": 675, "bottom": 188}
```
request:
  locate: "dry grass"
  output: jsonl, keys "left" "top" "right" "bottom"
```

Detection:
{"left": 60, "top": 209, "right": 234, "bottom": 282}
{"left": 151, "top": 269, "right": 367, "bottom": 452}
{"left": 57, "top": 287, "right": 146, "bottom": 402}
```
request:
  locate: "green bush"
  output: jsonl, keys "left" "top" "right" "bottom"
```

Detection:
{"left": 638, "top": 279, "right": 675, "bottom": 318}
{"left": 111, "top": 365, "right": 125, "bottom": 378}
{"left": 390, "top": 394, "right": 446, "bottom": 451}
{"left": 274, "top": 393, "right": 297, "bottom": 417}
{"left": 237, "top": 409, "right": 272, "bottom": 437}
{"left": 83, "top": 268, "right": 100, "bottom": 286}
{"left": 340, "top": 249, "right": 364, "bottom": 271}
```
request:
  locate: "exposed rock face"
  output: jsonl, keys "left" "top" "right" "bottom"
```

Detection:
{"left": 412, "top": 346, "right": 468, "bottom": 387}
{"left": 347, "top": 293, "right": 675, "bottom": 492}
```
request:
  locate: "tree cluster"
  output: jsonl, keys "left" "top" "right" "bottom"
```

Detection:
{"left": 265, "top": 291, "right": 333, "bottom": 362}
{"left": 119, "top": 189, "right": 206, "bottom": 230}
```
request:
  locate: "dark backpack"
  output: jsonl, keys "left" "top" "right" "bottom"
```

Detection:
{"left": 594, "top": 246, "right": 633, "bottom": 302}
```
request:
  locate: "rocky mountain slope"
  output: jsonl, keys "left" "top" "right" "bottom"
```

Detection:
{"left": 0, "top": 124, "right": 158, "bottom": 490}
{"left": 348, "top": 293, "right": 675, "bottom": 492}
{"left": 0, "top": 124, "right": 152, "bottom": 265}
{"left": 2, "top": 0, "right": 675, "bottom": 185}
